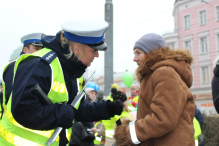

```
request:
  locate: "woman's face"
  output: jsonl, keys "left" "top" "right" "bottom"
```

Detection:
{"left": 130, "top": 88, "right": 137, "bottom": 95}
{"left": 78, "top": 45, "right": 99, "bottom": 66}
{"left": 133, "top": 48, "right": 147, "bottom": 66}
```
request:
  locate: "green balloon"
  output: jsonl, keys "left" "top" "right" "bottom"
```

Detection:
{"left": 122, "top": 71, "right": 134, "bottom": 88}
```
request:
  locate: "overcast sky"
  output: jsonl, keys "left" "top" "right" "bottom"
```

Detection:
{"left": 0, "top": 0, "right": 175, "bottom": 79}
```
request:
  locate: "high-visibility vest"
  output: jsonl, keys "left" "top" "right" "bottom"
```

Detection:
{"left": 193, "top": 117, "right": 201, "bottom": 146}
{"left": 78, "top": 76, "right": 83, "bottom": 91}
{"left": 0, "top": 60, "right": 16, "bottom": 121}
{"left": 107, "top": 94, "right": 113, "bottom": 101}
{"left": 93, "top": 121, "right": 102, "bottom": 145}
{"left": 127, "top": 95, "right": 139, "bottom": 108}
{"left": 0, "top": 48, "right": 78, "bottom": 146}
{"left": 102, "top": 110, "right": 132, "bottom": 138}
{"left": 193, "top": 117, "right": 201, "bottom": 140}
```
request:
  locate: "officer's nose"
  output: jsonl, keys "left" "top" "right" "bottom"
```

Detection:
{"left": 95, "top": 50, "right": 99, "bottom": 58}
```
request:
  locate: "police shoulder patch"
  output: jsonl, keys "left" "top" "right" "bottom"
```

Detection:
{"left": 41, "top": 51, "right": 57, "bottom": 64}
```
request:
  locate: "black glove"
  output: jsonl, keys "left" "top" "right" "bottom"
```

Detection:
{"left": 107, "top": 100, "right": 124, "bottom": 117}
{"left": 71, "top": 105, "right": 78, "bottom": 117}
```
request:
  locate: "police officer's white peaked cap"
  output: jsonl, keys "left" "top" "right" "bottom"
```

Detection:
{"left": 21, "top": 33, "right": 44, "bottom": 46}
{"left": 61, "top": 19, "right": 109, "bottom": 51}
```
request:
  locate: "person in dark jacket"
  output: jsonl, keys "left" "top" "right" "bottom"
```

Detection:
{"left": 70, "top": 88, "right": 97, "bottom": 146}
{"left": 195, "top": 105, "right": 204, "bottom": 146}
{"left": 96, "top": 90, "right": 104, "bottom": 101}
{"left": 1, "top": 19, "right": 123, "bottom": 146}
{"left": 2, "top": 33, "right": 45, "bottom": 110}
{"left": 212, "top": 58, "right": 219, "bottom": 114}
{"left": 195, "top": 105, "right": 203, "bottom": 130}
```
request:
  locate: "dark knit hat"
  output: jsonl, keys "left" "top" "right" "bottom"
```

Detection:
{"left": 111, "top": 88, "right": 127, "bottom": 102}
{"left": 133, "top": 33, "right": 167, "bottom": 54}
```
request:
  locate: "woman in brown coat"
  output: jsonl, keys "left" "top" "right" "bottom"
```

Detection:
{"left": 114, "top": 33, "right": 195, "bottom": 146}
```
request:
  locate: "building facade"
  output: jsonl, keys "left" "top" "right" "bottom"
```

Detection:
{"left": 163, "top": 0, "right": 219, "bottom": 115}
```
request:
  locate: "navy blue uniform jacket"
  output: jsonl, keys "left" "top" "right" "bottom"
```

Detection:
{"left": 3, "top": 32, "right": 111, "bottom": 145}
{"left": 212, "top": 65, "right": 219, "bottom": 114}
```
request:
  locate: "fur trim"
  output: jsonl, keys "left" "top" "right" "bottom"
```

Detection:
{"left": 114, "top": 119, "right": 132, "bottom": 146}
{"left": 136, "top": 47, "right": 193, "bottom": 81}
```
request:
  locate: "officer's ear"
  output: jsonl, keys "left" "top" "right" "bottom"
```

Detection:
{"left": 72, "top": 44, "right": 82, "bottom": 56}
{"left": 23, "top": 47, "right": 28, "bottom": 54}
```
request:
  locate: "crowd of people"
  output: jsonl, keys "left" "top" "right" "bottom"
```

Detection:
{"left": 0, "top": 18, "right": 216, "bottom": 146}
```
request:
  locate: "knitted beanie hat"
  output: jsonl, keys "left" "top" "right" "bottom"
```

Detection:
{"left": 111, "top": 83, "right": 119, "bottom": 90}
{"left": 85, "top": 87, "right": 95, "bottom": 95}
{"left": 111, "top": 88, "right": 127, "bottom": 102}
{"left": 130, "top": 84, "right": 140, "bottom": 92}
{"left": 133, "top": 33, "right": 167, "bottom": 54}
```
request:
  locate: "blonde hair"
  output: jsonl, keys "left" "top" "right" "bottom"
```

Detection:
{"left": 60, "top": 30, "right": 85, "bottom": 60}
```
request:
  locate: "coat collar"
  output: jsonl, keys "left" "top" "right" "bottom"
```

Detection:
{"left": 136, "top": 47, "right": 193, "bottom": 87}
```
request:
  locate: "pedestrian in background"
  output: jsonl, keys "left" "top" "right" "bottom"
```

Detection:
{"left": 107, "top": 83, "right": 119, "bottom": 101}
{"left": 102, "top": 89, "right": 132, "bottom": 146}
{"left": 85, "top": 87, "right": 96, "bottom": 103}
{"left": 70, "top": 87, "right": 97, "bottom": 146}
{"left": 212, "top": 56, "right": 219, "bottom": 114}
{"left": 96, "top": 90, "right": 104, "bottom": 101}
{"left": 114, "top": 33, "right": 195, "bottom": 146}
{"left": 127, "top": 84, "right": 140, "bottom": 108}
{"left": 195, "top": 105, "right": 204, "bottom": 146}
{"left": 0, "top": 19, "right": 124, "bottom": 146}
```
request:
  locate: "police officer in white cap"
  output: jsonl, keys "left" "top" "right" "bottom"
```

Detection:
{"left": 0, "top": 32, "right": 44, "bottom": 120}
{"left": 20, "top": 33, "right": 45, "bottom": 55}
{"left": 0, "top": 19, "right": 123, "bottom": 146}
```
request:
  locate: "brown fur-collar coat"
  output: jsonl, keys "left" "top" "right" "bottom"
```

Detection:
{"left": 114, "top": 48, "right": 195, "bottom": 146}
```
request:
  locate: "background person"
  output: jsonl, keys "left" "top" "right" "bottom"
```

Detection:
{"left": 84, "top": 87, "right": 96, "bottom": 103}
{"left": 114, "top": 33, "right": 195, "bottom": 146}
{"left": 101, "top": 89, "right": 132, "bottom": 146}
{"left": 212, "top": 56, "right": 219, "bottom": 114}
{"left": 195, "top": 105, "right": 204, "bottom": 146}
{"left": 70, "top": 87, "right": 97, "bottom": 146}
{"left": 96, "top": 90, "right": 104, "bottom": 101}
{"left": 127, "top": 84, "right": 140, "bottom": 108}
{"left": 107, "top": 83, "right": 119, "bottom": 101}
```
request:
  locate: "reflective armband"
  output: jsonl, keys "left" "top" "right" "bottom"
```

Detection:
{"left": 129, "top": 120, "right": 141, "bottom": 145}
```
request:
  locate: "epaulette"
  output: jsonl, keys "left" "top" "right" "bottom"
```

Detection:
{"left": 41, "top": 51, "right": 57, "bottom": 64}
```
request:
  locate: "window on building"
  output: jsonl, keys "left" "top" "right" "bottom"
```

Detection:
{"left": 185, "top": 41, "right": 191, "bottom": 52}
{"left": 200, "top": 10, "right": 206, "bottom": 25}
{"left": 200, "top": 37, "right": 208, "bottom": 53}
{"left": 217, "top": 6, "right": 219, "bottom": 21}
{"left": 202, "top": 67, "right": 209, "bottom": 83}
{"left": 184, "top": 15, "right": 190, "bottom": 29}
